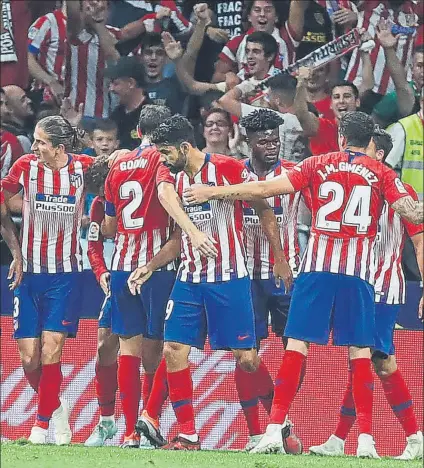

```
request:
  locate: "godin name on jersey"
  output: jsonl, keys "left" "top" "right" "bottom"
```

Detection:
{"left": 119, "top": 158, "right": 148, "bottom": 171}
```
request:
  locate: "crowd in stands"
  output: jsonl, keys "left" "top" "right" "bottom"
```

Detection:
{"left": 0, "top": 0, "right": 423, "bottom": 279}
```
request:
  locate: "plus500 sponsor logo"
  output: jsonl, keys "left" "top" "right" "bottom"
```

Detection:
{"left": 35, "top": 194, "right": 76, "bottom": 213}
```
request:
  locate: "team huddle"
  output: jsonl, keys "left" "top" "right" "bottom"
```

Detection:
{"left": 0, "top": 106, "right": 423, "bottom": 459}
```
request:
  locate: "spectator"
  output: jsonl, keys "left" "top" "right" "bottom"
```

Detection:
{"left": 386, "top": 87, "right": 423, "bottom": 203}
{"left": 134, "top": 33, "right": 187, "bottom": 114}
{"left": 344, "top": 0, "right": 420, "bottom": 97}
{"left": 2, "top": 85, "right": 35, "bottom": 153}
{"left": 65, "top": 0, "right": 150, "bottom": 119}
{"left": 0, "top": 88, "right": 24, "bottom": 177}
{"left": 106, "top": 56, "right": 151, "bottom": 150}
{"left": 202, "top": 108, "right": 239, "bottom": 157}
{"left": 212, "top": 0, "right": 307, "bottom": 83}
{"left": 90, "top": 118, "right": 120, "bottom": 158}
{"left": 302, "top": 64, "right": 334, "bottom": 119}
{"left": 27, "top": 1, "right": 67, "bottom": 106}
{"left": 373, "top": 31, "right": 423, "bottom": 127}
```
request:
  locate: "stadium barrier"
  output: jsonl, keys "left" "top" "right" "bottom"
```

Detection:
{"left": 0, "top": 267, "right": 422, "bottom": 455}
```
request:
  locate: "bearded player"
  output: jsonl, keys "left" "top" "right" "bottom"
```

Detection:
{"left": 236, "top": 109, "right": 304, "bottom": 452}
{"left": 1, "top": 116, "right": 94, "bottom": 445}
{"left": 310, "top": 127, "right": 423, "bottom": 460}
{"left": 184, "top": 111, "right": 423, "bottom": 457}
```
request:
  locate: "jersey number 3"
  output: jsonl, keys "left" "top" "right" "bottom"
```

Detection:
{"left": 316, "top": 181, "right": 372, "bottom": 234}
{"left": 120, "top": 181, "right": 144, "bottom": 229}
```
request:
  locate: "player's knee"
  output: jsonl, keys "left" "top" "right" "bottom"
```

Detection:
{"left": 20, "top": 353, "right": 40, "bottom": 372}
{"left": 163, "top": 341, "right": 188, "bottom": 370}
{"left": 41, "top": 334, "right": 65, "bottom": 364}
{"left": 142, "top": 340, "right": 163, "bottom": 374}
{"left": 236, "top": 351, "right": 259, "bottom": 373}
{"left": 97, "top": 330, "right": 119, "bottom": 366}
{"left": 373, "top": 354, "right": 397, "bottom": 377}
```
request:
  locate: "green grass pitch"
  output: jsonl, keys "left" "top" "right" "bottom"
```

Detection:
{"left": 2, "top": 443, "right": 422, "bottom": 468}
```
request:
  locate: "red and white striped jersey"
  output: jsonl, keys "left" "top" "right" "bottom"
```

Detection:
{"left": 28, "top": 9, "right": 67, "bottom": 89}
{"left": 104, "top": 144, "right": 175, "bottom": 272}
{"left": 1, "top": 129, "right": 24, "bottom": 178}
{"left": 374, "top": 184, "right": 423, "bottom": 304}
{"left": 345, "top": 0, "right": 419, "bottom": 95}
{"left": 243, "top": 159, "right": 301, "bottom": 280}
{"left": 219, "top": 25, "right": 298, "bottom": 72}
{"left": 1, "top": 153, "right": 94, "bottom": 274}
{"left": 157, "top": 153, "right": 249, "bottom": 283}
{"left": 87, "top": 195, "right": 108, "bottom": 283}
{"left": 286, "top": 151, "right": 410, "bottom": 284}
{"left": 65, "top": 25, "right": 122, "bottom": 118}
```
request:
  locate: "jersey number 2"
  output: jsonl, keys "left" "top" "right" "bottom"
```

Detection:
{"left": 120, "top": 181, "right": 144, "bottom": 229}
{"left": 316, "top": 181, "right": 372, "bottom": 234}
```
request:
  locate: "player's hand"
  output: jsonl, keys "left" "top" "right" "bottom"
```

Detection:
{"left": 273, "top": 259, "right": 293, "bottom": 293}
{"left": 419, "top": 296, "right": 423, "bottom": 321}
{"left": 127, "top": 266, "right": 153, "bottom": 295}
{"left": 183, "top": 184, "right": 213, "bottom": 205}
{"left": 8, "top": 256, "right": 23, "bottom": 291}
{"left": 108, "top": 149, "right": 130, "bottom": 167}
{"left": 99, "top": 271, "right": 111, "bottom": 296}
{"left": 190, "top": 229, "right": 218, "bottom": 258}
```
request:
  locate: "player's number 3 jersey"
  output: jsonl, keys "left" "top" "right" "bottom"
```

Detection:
{"left": 1, "top": 153, "right": 93, "bottom": 274}
{"left": 286, "top": 151, "right": 410, "bottom": 284}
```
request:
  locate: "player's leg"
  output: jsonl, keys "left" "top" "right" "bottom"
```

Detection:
{"left": 235, "top": 280, "right": 267, "bottom": 444}
{"left": 252, "top": 272, "right": 336, "bottom": 454}
{"left": 136, "top": 271, "right": 175, "bottom": 448}
{"left": 159, "top": 280, "right": 205, "bottom": 450}
{"left": 17, "top": 338, "right": 42, "bottom": 393}
{"left": 85, "top": 305, "right": 120, "bottom": 448}
{"left": 110, "top": 271, "right": 145, "bottom": 447}
{"left": 372, "top": 303, "right": 422, "bottom": 460}
{"left": 332, "top": 274, "right": 378, "bottom": 459}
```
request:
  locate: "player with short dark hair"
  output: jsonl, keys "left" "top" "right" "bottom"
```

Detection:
{"left": 184, "top": 111, "right": 423, "bottom": 457}
{"left": 310, "top": 127, "right": 423, "bottom": 461}
{"left": 237, "top": 109, "right": 304, "bottom": 451}
{"left": 1, "top": 115, "right": 94, "bottom": 445}
{"left": 134, "top": 114, "right": 289, "bottom": 450}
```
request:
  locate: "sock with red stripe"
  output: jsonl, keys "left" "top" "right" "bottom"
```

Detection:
{"left": 95, "top": 362, "right": 118, "bottom": 417}
{"left": 380, "top": 369, "right": 419, "bottom": 437}
{"left": 118, "top": 355, "right": 141, "bottom": 437}
{"left": 270, "top": 350, "right": 306, "bottom": 424}
{"left": 351, "top": 358, "right": 373, "bottom": 435}
{"left": 167, "top": 367, "right": 196, "bottom": 435}
{"left": 35, "top": 363, "right": 62, "bottom": 430}
{"left": 145, "top": 358, "right": 168, "bottom": 419}
{"left": 142, "top": 372, "right": 155, "bottom": 408}
{"left": 24, "top": 366, "right": 41, "bottom": 393}
{"left": 235, "top": 364, "right": 261, "bottom": 435}
{"left": 334, "top": 369, "right": 356, "bottom": 440}
{"left": 256, "top": 360, "right": 274, "bottom": 415}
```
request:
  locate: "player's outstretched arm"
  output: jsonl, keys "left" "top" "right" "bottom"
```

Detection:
{"left": 184, "top": 175, "right": 295, "bottom": 204}
{"left": 251, "top": 199, "right": 293, "bottom": 292}
{"left": 158, "top": 182, "right": 218, "bottom": 258}
{"left": 127, "top": 227, "right": 182, "bottom": 295}
{"left": 0, "top": 200, "right": 23, "bottom": 290}
{"left": 391, "top": 198, "right": 424, "bottom": 225}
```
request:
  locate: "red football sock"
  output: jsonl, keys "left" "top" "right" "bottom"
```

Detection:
{"left": 334, "top": 369, "right": 356, "bottom": 440}
{"left": 167, "top": 367, "right": 196, "bottom": 435}
{"left": 35, "top": 363, "right": 62, "bottom": 430}
{"left": 351, "top": 358, "right": 373, "bottom": 435}
{"left": 235, "top": 364, "right": 261, "bottom": 435}
{"left": 142, "top": 372, "right": 155, "bottom": 408}
{"left": 145, "top": 358, "right": 168, "bottom": 419}
{"left": 24, "top": 366, "right": 41, "bottom": 393}
{"left": 256, "top": 360, "right": 274, "bottom": 415}
{"left": 270, "top": 350, "right": 306, "bottom": 424}
{"left": 118, "top": 355, "right": 141, "bottom": 437}
{"left": 380, "top": 369, "right": 419, "bottom": 437}
{"left": 95, "top": 362, "right": 118, "bottom": 417}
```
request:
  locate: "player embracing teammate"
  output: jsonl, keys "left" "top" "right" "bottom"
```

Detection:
{"left": 185, "top": 111, "right": 423, "bottom": 457}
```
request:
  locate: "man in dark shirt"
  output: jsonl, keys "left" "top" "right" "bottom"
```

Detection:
{"left": 106, "top": 56, "right": 151, "bottom": 150}
{"left": 136, "top": 33, "right": 187, "bottom": 115}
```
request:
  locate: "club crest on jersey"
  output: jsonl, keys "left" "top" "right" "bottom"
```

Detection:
{"left": 70, "top": 173, "right": 83, "bottom": 188}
